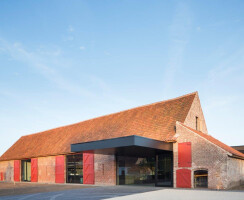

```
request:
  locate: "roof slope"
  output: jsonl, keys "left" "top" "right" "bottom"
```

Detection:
{"left": 179, "top": 123, "right": 244, "bottom": 159}
{"left": 0, "top": 92, "right": 196, "bottom": 161}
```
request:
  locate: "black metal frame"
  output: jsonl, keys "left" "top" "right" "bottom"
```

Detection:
{"left": 21, "top": 159, "right": 31, "bottom": 182}
{"left": 115, "top": 150, "right": 173, "bottom": 187}
{"left": 71, "top": 135, "right": 173, "bottom": 152}
{"left": 66, "top": 153, "right": 83, "bottom": 184}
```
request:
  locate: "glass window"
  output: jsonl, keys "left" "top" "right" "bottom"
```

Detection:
{"left": 21, "top": 159, "right": 31, "bottom": 182}
{"left": 194, "top": 170, "right": 208, "bottom": 188}
{"left": 156, "top": 153, "right": 173, "bottom": 186}
{"left": 116, "top": 156, "right": 155, "bottom": 186}
{"left": 66, "top": 154, "right": 83, "bottom": 184}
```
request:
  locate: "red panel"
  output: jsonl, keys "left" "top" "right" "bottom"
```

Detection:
{"left": 176, "top": 169, "right": 191, "bottom": 188}
{"left": 14, "top": 160, "right": 20, "bottom": 182}
{"left": 83, "top": 151, "right": 94, "bottom": 184}
{"left": 0, "top": 172, "right": 3, "bottom": 181}
{"left": 178, "top": 142, "right": 192, "bottom": 167}
{"left": 55, "top": 155, "right": 65, "bottom": 183}
{"left": 31, "top": 158, "right": 38, "bottom": 182}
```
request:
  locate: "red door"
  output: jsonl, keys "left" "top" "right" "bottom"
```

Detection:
{"left": 83, "top": 151, "right": 94, "bottom": 184}
{"left": 14, "top": 160, "right": 20, "bottom": 182}
{"left": 55, "top": 155, "right": 65, "bottom": 183}
{"left": 31, "top": 158, "right": 38, "bottom": 182}
{"left": 0, "top": 172, "right": 3, "bottom": 181}
{"left": 178, "top": 142, "right": 192, "bottom": 167}
{"left": 176, "top": 169, "right": 191, "bottom": 188}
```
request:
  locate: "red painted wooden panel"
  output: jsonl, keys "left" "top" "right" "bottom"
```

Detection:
{"left": 14, "top": 160, "right": 20, "bottom": 182}
{"left": 31, "top": 158, "right": 38, "bottom": 182}
{"left": 178, "top": 142, "right": 192, "bottom": 167}
{"left": 0, "top": 172, "right": 3, "bottom": 181}
{"left": 55, "top": 155, "right": 65, "bottom": 183}
{"left": 176, "top": 169, "right": 191, "bottom": 188}
{"left": 83, "top": 151, "right": 94, "bottom": 184}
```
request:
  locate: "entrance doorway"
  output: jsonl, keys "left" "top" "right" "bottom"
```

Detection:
{"left": 194, "top": 170, "right": 208, "bottom": 188}
{"left": 116, "top": 148, "right": 173, "bottom": 187}
{"left": 155, "top": 152, "right": 173, "bottom": 187}
{"left": 21, "top": 159, "right": 31, "bottom": 182}
{"left": 66, "top": 154, "right": 83, "bottom": 184}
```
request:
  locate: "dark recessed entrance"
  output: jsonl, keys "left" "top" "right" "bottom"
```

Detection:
{"left": 116, "top": 148, "right": 173, "bottom": 187}
{"left": 66, "top": 154, "right": 83, "bottom": 184}
{"left": 21, "top": 159, "right": 31, "bottom": 182}
{"left": 71, "top": 135, "right": 173, "bottom": 187}
{"left": 194, "top": 170, "right": 208, "bottom": 188}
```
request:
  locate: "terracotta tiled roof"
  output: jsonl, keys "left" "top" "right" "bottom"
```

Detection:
{"left": 0, "top": 92, "right": 196, "bottom": 161}
{"left": 179, "top": 122, "right": 244, "bottom": 159}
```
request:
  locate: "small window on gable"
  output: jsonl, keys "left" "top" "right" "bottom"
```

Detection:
{"left": 196, "top": 116, "right": 199, "bottom": 131}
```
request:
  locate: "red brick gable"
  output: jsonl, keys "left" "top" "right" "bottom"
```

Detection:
{"left": 178, "top": 122, "right": 244, "bottom": 159}
{"left": 0, "top": 92, "right": 196, "bottom": 161}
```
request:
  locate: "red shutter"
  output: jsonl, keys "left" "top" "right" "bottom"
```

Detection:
{"left": 14, "top": 160, "right": 20, "bottom": 182}
{"left": 31, "top": 158, "right": 38, "bottom": 182}
{"left": 178, "top": 142, "right": 192, "bottom": 167}
{"left": 55, "top": 155, "right": 65, "bottom": 183}
{"left": 176, "top": 169, "right": 191, "bottom": 188}
{"left": 0, "top": 172, "right": 3, "bottom": 181}
{"left": 83, "top": 151, "right": 94, "bottom": 184}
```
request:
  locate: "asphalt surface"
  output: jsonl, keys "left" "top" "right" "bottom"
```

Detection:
{"left": 0, "top": 183, "right": 243, "bottom": 200}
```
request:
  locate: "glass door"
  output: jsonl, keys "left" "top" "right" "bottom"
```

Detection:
{"left": 66, "top": 154, "right": 83, "bottom": 184}
{"left": 21, "top": 159, "right": 31, "bottom": 182}
{"left": 156, "top": 152, "right": 173, "bottom": 187}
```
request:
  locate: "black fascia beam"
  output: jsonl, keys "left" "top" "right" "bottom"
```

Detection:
{"left": 71, "top": 135, "right": 172, "bottom": 152}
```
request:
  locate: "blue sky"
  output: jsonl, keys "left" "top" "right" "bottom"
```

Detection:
{"left": 0, "top": 0, "right": 244, "bottom": 156}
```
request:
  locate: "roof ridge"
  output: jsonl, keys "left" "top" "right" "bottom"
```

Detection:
{"left": 22, "top": 92, "right": 197, "bottom": 138}
{"left": 177, "top": 122, "right": 244, "bottom": 158}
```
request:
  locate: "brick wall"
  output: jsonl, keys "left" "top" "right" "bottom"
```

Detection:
{"left": 94, "top": 153, "right": 116, "bottom": 185}
{"left": 184, "top": 93, "right": 208, "bottom": 134}
{"left": 0, "top": 160, "right": 14, "bottom": 182}
{"left": 38, "top": 156, "right": 56, "bottom": 183}
{"left": 227, "top": 157, "right": 244, "bottom": 188}
{"left": 174, "top": 122, "right": 229, "bottom": 189}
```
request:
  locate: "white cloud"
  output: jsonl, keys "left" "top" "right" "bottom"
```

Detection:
{"left": 79, "top": 46, "right": 85, "bottom": 50}
{"left": 67, "top": 25, "right": 74, "bottom": 32}
{"left": 0, "top": 38, "right": 94, "bottom": 97}
{"left": 104, "top": 51, "right": 110, "bottom": 56}
{"left": 162, "top": 2, "right": 192, "bottom": 96}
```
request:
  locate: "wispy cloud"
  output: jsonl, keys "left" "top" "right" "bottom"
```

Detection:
{"left": 162, "top": 2, "right": 192, "bottom": 95}
{"left": 104, "top": 51, "right": 110, "bottom": 56}
{"left": 0, "top": 38, "right": 94, "bottom": 97}
{"left": 67, "top": 25, "right": 75, "bottom": 32}
{"left": 79, "top": 46, "right": 85, "bottom": 50}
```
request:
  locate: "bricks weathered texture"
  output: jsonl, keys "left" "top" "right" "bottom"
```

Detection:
{"left": 94, "top": 153, "right": 116, "bottom": 185}
{"left": 0, "top": 92, "right": 243, "bottom": 189}
{"left": 38, "top": 156, "right": 56, "bottom": 183}
{"left": 0, "top": 160, "right": 14, "bottom": 182}
{"left": 174, "top": 123, "right": 229, "bottom": 189}
{"left": 184, "top": 94, "right": 208, "bottom": 134}
{"left": 227, "top": 157, "right": 244, "bottom": 188}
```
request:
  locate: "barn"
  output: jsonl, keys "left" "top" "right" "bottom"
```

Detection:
{"left": 0, "top": 92, "right": 243, "bottom": 189}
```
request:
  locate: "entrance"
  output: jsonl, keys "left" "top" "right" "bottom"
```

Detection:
{"left": 116, "top": 149, "right": 173, "bottom": 187}
{"left": 66, "top": 154, "right": 83, "bottom": 184}
{"left": 194, "top": 170, "right": 208, "bottom": 188}
{"left": 21, "top": 159, "right": 31, "bottom": 182}
{"left": 156, "top": 152, "right": 173, "bottom": 187}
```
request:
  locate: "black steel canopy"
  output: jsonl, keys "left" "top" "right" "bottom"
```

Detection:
{"left": 71, "top": 135, "right": 173, "bottom": 152}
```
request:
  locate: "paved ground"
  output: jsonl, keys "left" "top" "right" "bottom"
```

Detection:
{"left": 0, "top": 182, "right": 93, "bottom": 197}
{"left": 0, "top": 183, "right": 243, "bottom": 200}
